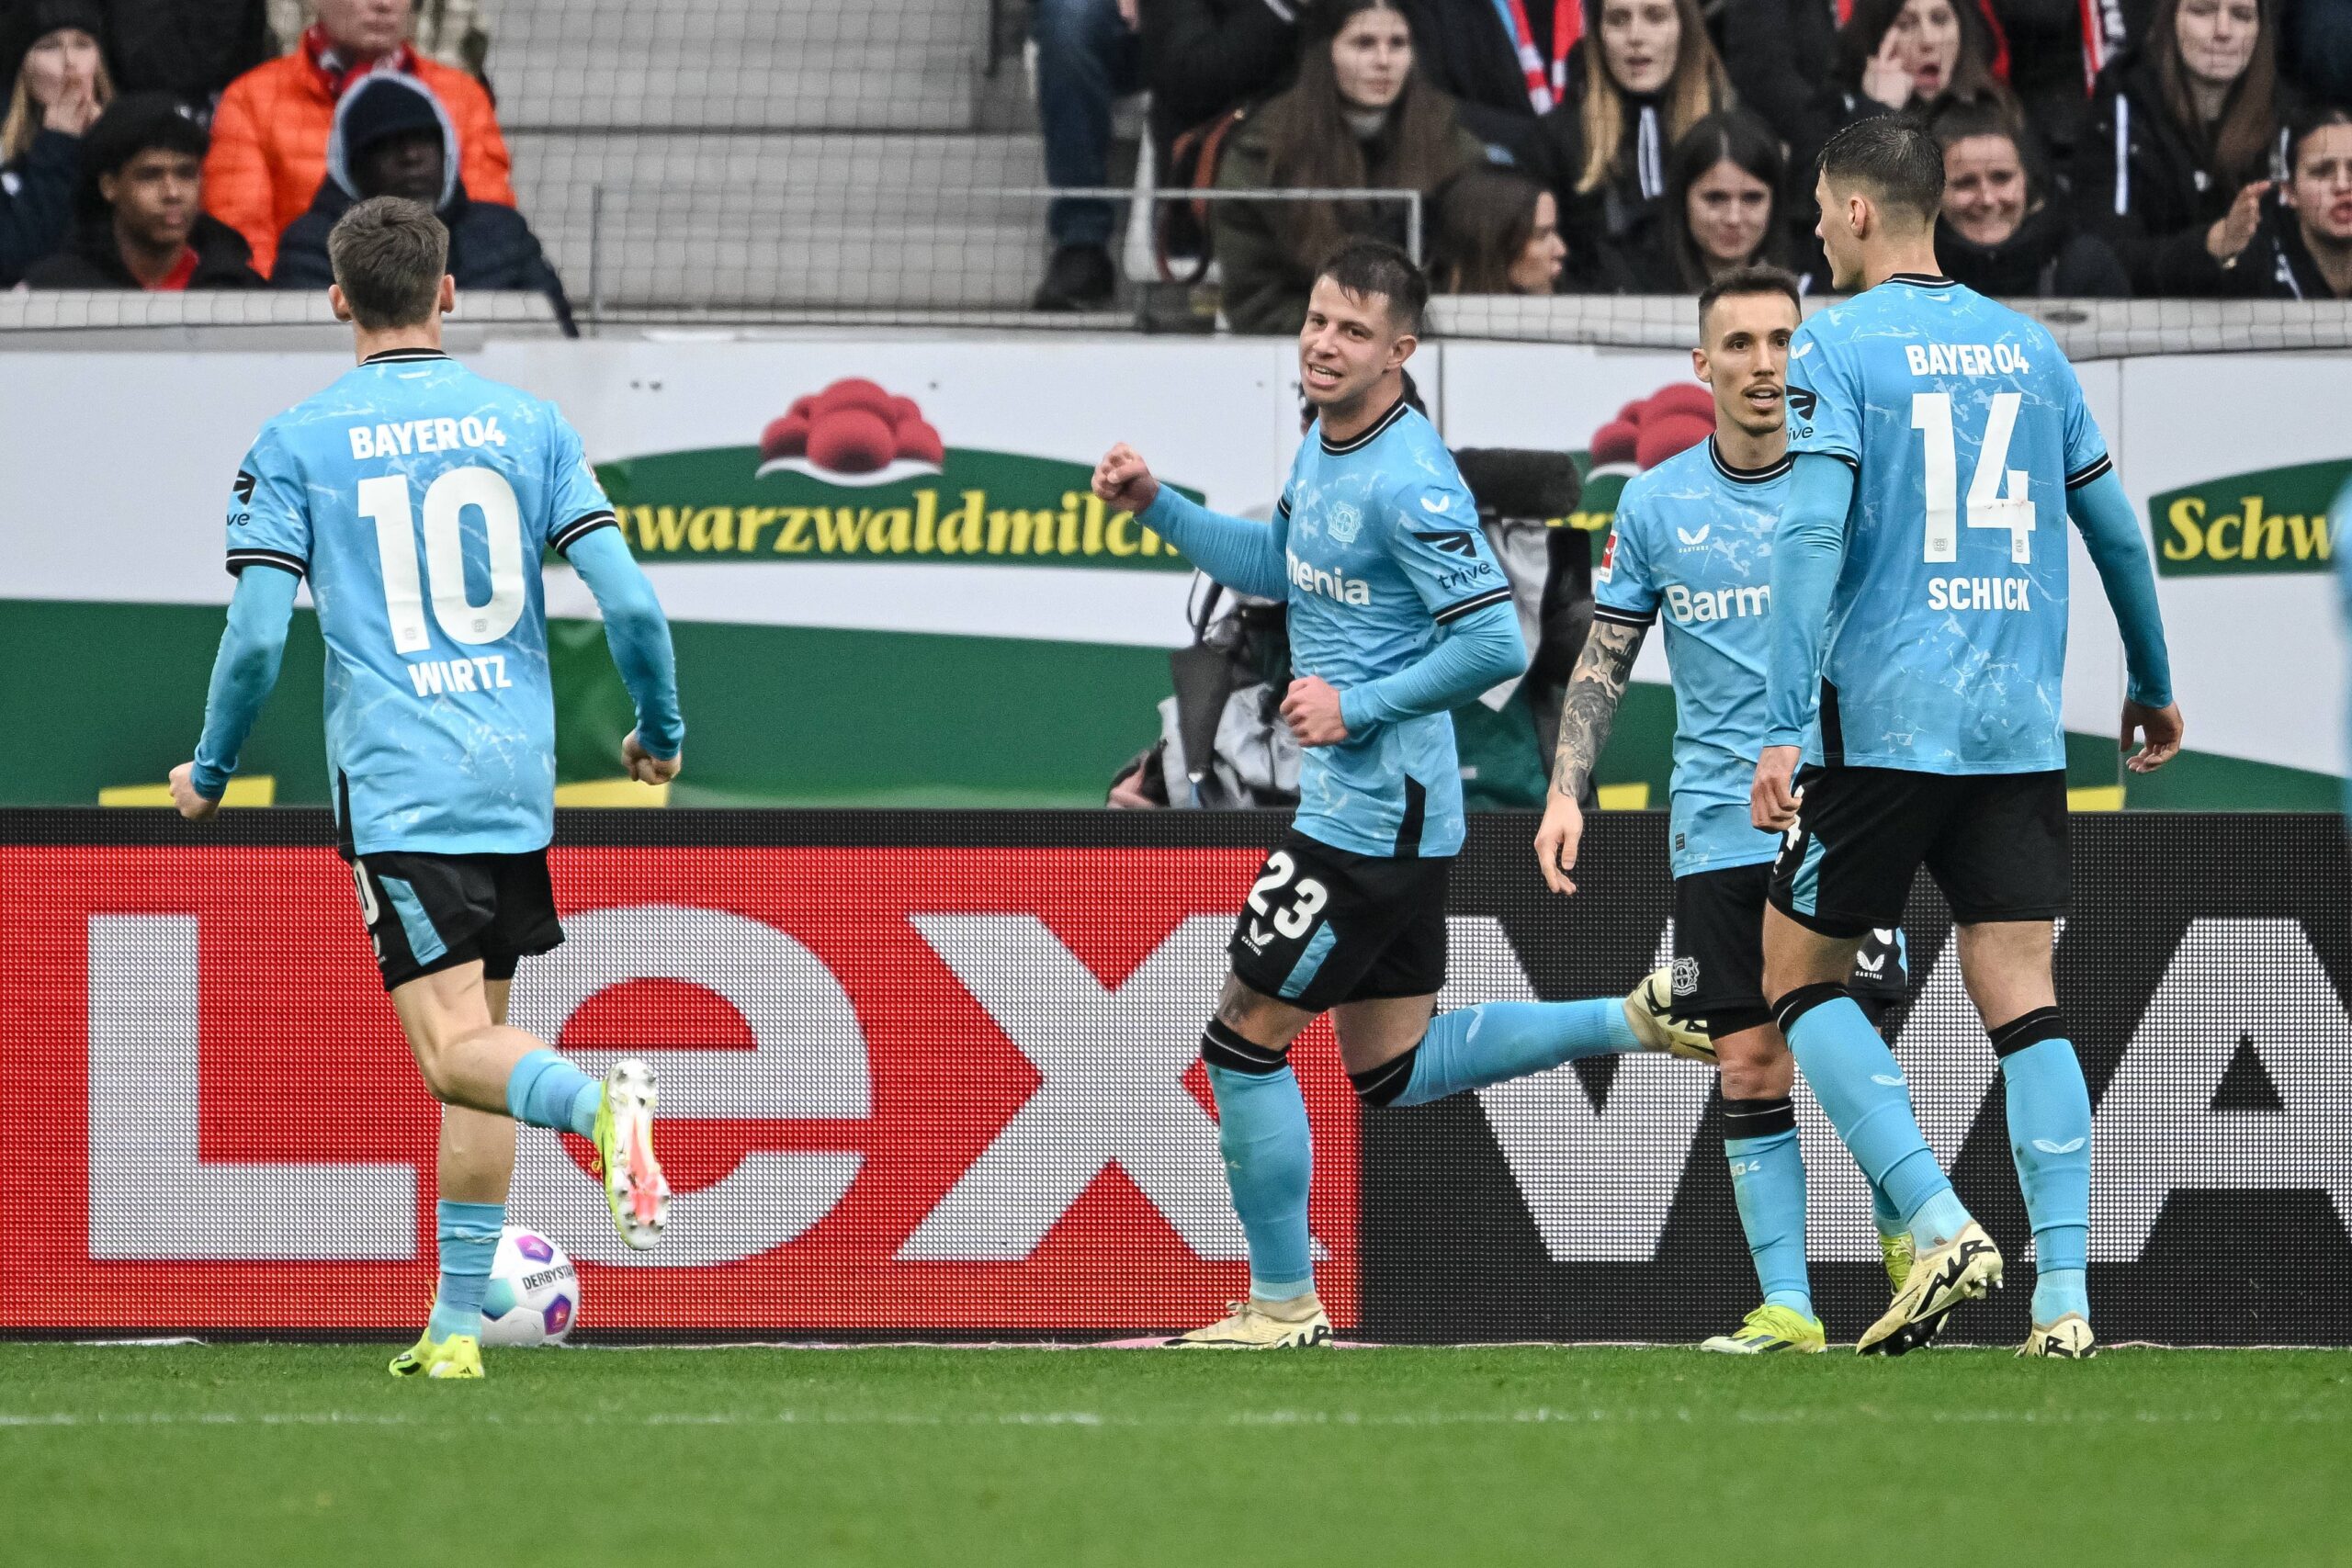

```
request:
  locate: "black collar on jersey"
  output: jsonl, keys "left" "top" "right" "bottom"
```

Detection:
{"left": 1318, "top": 393, "right": 1411, "bottom": 456}
{"left": 1884, "top": 273, "right": 1958, "bottom": 289}
{"left": 1708, "top": 437, "right": 1792, "bottom": 485}
{"left": 361, "top": 347, "right": 452, "bottom": 365}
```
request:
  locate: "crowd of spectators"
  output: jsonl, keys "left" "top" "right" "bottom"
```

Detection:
{"left": 0, "top": 0, "right": 566, "bottom": 326}
{"left": 1031, "top": 0, "right": 2352, "bottom": 319}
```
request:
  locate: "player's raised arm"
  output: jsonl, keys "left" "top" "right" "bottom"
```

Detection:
{"left": 1091, "top": 442, "right": 1291, "bottom": 602}
{"left": 2062, "top": 434, "right": 2184, "bottom": 773}
{"left": 1312, "top": 485, "right": 1527, "bottom": 749}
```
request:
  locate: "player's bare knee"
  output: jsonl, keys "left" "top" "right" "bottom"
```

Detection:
{"left": 1202, "top": 976, "right": 1310, "bottom": 1077}
{"left": 1712, "top": 1021, "right": 1791, "bottom": 1100}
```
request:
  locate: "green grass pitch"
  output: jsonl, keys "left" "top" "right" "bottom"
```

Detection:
{"left": 5, "top": 1344, "right": 2346, "bottom": 1566}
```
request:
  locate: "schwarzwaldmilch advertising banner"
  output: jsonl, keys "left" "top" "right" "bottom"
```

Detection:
{"left": 1, "top": 339, "right": 2344, "bottom": 813}
{"left": 6, "top": 809, "right": 2346, "bottom": 1345}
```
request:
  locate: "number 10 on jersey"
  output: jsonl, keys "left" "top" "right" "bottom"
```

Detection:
{"left": 1912, "top": 390, "right": 2034, "bottom": 565}
{"left": 357, "top": 467, "right": 528, "bottom": 652}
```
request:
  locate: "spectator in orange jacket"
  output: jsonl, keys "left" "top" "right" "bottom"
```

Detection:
{"left": 202, "top": 0, "right": 509, "bottom": 276}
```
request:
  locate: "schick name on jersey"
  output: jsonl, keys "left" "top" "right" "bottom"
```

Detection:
{"left": 1664, "top": 581, "right": 1769, "bottom": 623}
{"left": 1927, "top": 575, "right": 2032, "bottom": 611}
{"left": 346, "top": 414, "right": 509, "bottom": 461}
{"left": 1286, "top": 551, "right": 1373, "bottom": 605}
{"left": 1905, "top": 343, "right": 2032, "bottom": 377}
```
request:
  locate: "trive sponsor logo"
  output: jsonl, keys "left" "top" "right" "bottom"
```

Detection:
{"left": 348, "top": 415, "right": 508, "bottom": 461}
{"left": 1927, "top": 575, "right": 2031, "bottom": 611}
{"left": 1663, "top": 581, "right": 1768, "bottom": 624}
{"left": 407, "top": 655, "right": 514, "bottom": 697}
{"left": 1904, "top": 343, "right": 2032, "bottom": 378}
{"left": 1287, "top": 551, "right": 1374, "bottom": 606}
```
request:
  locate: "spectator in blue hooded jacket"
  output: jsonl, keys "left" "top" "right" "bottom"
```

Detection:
{"left": 268, "top": 69, "right": 571, "bottom": 332}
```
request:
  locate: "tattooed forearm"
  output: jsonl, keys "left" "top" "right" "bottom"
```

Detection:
{"left": 1551, "top": 620, "right": 1646, "bottom": 800}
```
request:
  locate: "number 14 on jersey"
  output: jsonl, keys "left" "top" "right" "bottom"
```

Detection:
{"left": 1912, "top": 390, "right": 2034, "bottom": 565}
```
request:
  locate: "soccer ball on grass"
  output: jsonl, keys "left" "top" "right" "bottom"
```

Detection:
{"left": 481, "top": 1226, "right": 579, "bottom": 1347}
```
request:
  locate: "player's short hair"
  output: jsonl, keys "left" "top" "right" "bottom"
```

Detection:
{"left": 1313, "top": 238, "right": 1430, "bottom": 335}
{"left": 327, "top": 196, "right": 450, "bottom": 330}
{"left": 1817, "top": 115, "right": 1944, "bottom": 227}
{"left": 1697, "top": 265, "right": 1803, "bottom": 337}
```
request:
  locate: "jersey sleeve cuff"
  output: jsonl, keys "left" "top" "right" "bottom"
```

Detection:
{"left": 2064, "top": 454, "right": 2114, "bottom": 490}
{"left": 1760, "top": 726, "right": 1805, "bottom": 750}
{"left": 1431, "top": 585, "right": 1513, "bottom": 626}
{"left": 188, "top": 759, "right": 231, "bottom": 798}
{"left": 550, "top": 510, "right": 620, "bottom": 555}
{"left": 1592, "top": 602, "right": 1657, "bottom": 628}
{"left": 225, "top": 548, "right": 306, "bottom": 579}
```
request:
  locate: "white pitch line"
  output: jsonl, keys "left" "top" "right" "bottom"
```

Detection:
{"left": 2, "top": 1407, "right": 2345, "bottom": 1430}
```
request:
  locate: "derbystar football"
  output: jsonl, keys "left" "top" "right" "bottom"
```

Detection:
{"left": 480, "top": 1227, "right": 579, "bottom": 1348}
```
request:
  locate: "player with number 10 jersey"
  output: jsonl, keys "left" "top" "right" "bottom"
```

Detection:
{"left": 232, "top": 348, "right": 611, "bottom": 854}
{"left": 176, "top": 197, "right": 685, "bottom": 1382}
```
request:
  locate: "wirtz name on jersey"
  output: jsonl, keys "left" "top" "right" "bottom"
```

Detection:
{"left": 409, "top": 655, "right": 514, "bottom": 696}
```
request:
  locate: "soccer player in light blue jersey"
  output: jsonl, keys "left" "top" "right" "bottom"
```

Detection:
{"left": 1537, "top": 267, "right": 1915, "bottom": 1354}
{"left": 1751, "top": 119, "right": 2184, "bottom": 1358}
{"left": 165, "top": 198, "right": 685, "bottom": 1380}
{"left": 1092, "top": 240, "right": 1711, "bottom": 1348}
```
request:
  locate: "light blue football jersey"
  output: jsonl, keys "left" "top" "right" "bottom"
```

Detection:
{"left": 1784, "top": 276, "right": 2110, "bottom": 773}
{"left": 1594, "top": 438, "right": 1789, "bottom": 878}
{"left": 1278, "top": 400, "right": 1515, "bottom": 859}
{"left": 226, "top": 348, "right": 617, "bottom": 856}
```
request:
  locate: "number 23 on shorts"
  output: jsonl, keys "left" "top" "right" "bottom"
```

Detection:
{"left": 1246, "top": 848, "right": 1330, "bottom": 946}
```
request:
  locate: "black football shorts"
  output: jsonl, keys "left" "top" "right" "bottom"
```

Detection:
{"left": 348, "top": 849, "right": 566, "bottom": 991}
{"left": 1675, "top": 860, "right": 1911, "bottom": 1037}
{"left": 1227, "top": 829, "right": 1450, "bottom": 1013}
{"left": 1769, "top": 765, "right": 2069, "bottom": 938}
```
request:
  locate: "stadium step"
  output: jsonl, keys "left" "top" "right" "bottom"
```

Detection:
{"left": 492, "top": 0, "right": 990, "bottom": 132}
{"left": 509, "top": 130, "right": 1056, "bottom": 311}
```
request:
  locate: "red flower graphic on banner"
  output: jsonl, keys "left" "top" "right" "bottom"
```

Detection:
{"left": 757, "top": 378, "right": 947, "bottom": 486}
{"left": 1588, "top": 382, "right": 1717, "bottom": 475}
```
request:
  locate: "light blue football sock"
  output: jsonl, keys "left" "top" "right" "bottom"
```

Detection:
{"left": 1995, "top": 1018, "right": 2093, "bottom": 1324}
{"left": 1204, "top": 1058, "right": 1315, "bottom": 1302}
{"left": 1781, "top": 988, "right": 1971, "bottom": 1247}
{"left": 428, "top": 1199, "right": 503, "bottom": 1343}
{"left": 1724, "top": 1097, "right": 1811, "bottom": 1317}
{"left": 1871, "top": 1172, "right": 1905, "bottom": 1237}
{"left": 1373, "top": 998, "right": 1637, "bottom": 1108}
{"left": 504, "top": 1048, "right": 602, "bottom": 1138}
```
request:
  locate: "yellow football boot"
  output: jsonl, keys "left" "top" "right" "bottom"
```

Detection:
{"left": 389, "top": 1331, "right": 484, "bottom": 1380}
{"left": 593, "top": 1057, "right": 669, "bottom": 1250}
{"left": 1880, "top": 1229, "right": 1916, "bottom": 1293}
{"left": 1701, "top": 1303, "right": 1826, "bottom": 1354}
